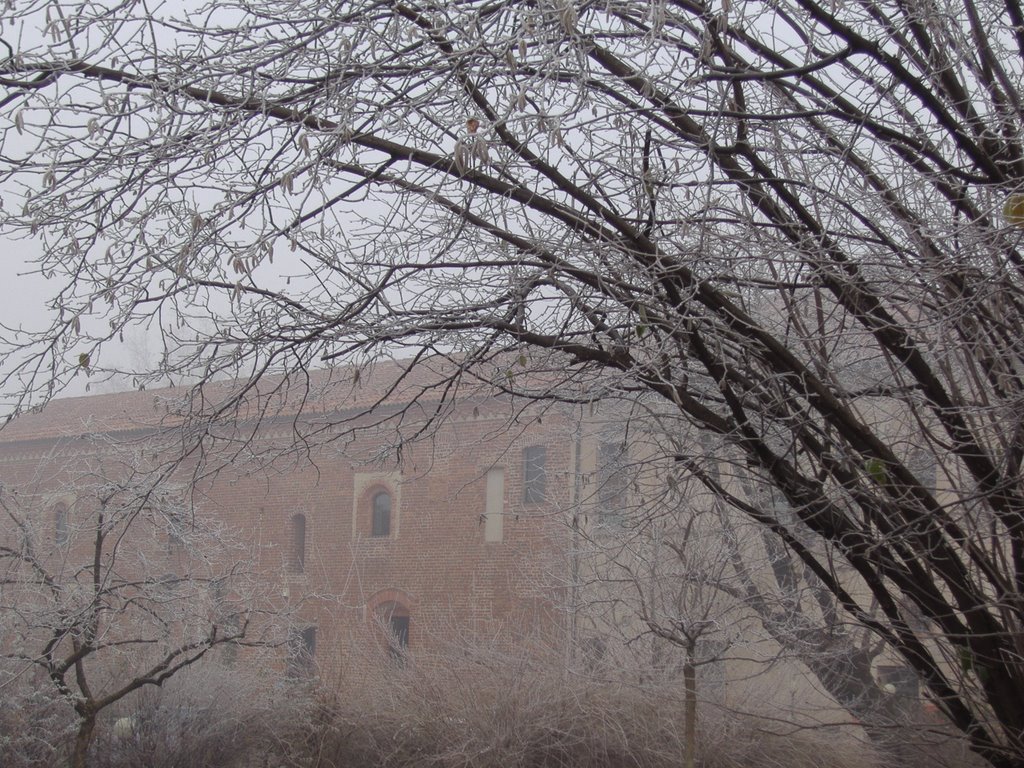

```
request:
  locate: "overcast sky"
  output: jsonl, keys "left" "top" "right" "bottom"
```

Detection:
{"left": 0, "top": 231, "right": 141, "bottom": 402}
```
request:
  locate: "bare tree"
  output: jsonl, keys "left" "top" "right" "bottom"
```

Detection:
{"left": 0, "top": 449, "right": 279, "bottom": 768}
{"left": 576, "top": 424, "right": 922, "bottom": 760}
{"left": 2, "top": 1, "right": 1024, "bottom": 766}
{"left": 580, "top": 498, "right": 736, "bottom": 768}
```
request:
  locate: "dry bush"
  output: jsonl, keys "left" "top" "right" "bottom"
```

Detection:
{"left": 304, "top": 634, "right": 884, "bottom": 768}
{"left": 701, "top": 716, "right": 874, "bottom": 768}
{"left": 87, "top": 663, "right": 318, "bottom": 768}
{"left": 2, "top": 634, "right": 967, "bottom": 768}
{"left": 0, "top": 670, "right": 78, "bottom": 768}
{"left": 0, "top": 658, "right": 317, "bottom": 768}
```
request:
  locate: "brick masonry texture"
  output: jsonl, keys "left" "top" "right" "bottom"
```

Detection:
{"left": 0, "top": 361, "right": 577, "bottom": 681}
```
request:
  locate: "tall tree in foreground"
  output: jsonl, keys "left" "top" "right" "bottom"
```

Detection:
{"left": 2, "top": 1, "right": 1024, "bottom": 765}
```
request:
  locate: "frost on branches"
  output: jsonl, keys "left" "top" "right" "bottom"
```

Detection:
{"left": 2, "top": 2, "right": 1024, "bottom": 766}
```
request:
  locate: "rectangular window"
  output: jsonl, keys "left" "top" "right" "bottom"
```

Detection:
{"left": 597, "top": 441, "right": 629, "bottom": 525}
{"left": 289, "top": 514, "right": 306, "bottom": 573}
{"left": 286, "top": 627, "right": 316, "bottom": 678}
{"left": 484, "top": 468, "right": 505, "bottom": 542}
{"left": 166, "top": 511, "right": 186, "bottom": 557}
{"left": 523, "top": 446, "right": 547, "bottom": 503}
{"left": 220, "top": 614, "right": 241, "bottom": 667}
{"left": 54, "top": 504, "right": 69, "bottom": 547}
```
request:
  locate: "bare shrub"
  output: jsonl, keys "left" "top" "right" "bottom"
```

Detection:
{"left": 87, "top": 662, "right": 316, "bottom": 768}
{"left": 0, "top": 670, "right": 77, "bottom": 768}
{"left": 305, "top": 634, "right": 883, "bottom": 768}
{"left": 0, "top": 631, "right": 954, "bottom": 768}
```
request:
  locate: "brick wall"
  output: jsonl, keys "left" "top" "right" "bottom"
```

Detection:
{"left": 0, "top": 379, "right": 576, "bottom": 683}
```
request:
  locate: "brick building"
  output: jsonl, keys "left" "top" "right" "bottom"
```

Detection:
{"left": 0, "top": 360, "right": 587, "bottom": 682}
{"left": 0, "top": 358, "right": 924, "bottom": 740}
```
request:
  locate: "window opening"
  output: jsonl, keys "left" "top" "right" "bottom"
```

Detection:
{"left": 597, "top": 441, "right": 629, "bottom": 526}
{"left": 389, "top": 615, "right": 410, "bottom": 659}
{"left": 54, "top": 503, "right": 69, "bottom": 547}
{"left": 371, "top": 491, "right": 391, "bottom": 537}
{"left": 289, "top": 514, "right": 306, "bottom": 573}
{"left": 376, "top": 601, "right": 410, "bottom": 661}
{"left": 484, "top": 468, "right": 505, "bottom": 542}
{"left": 523, "top": 446, "right": 547, "bottom": 503}
{"left": 286, "top": 626, "right": 317, "bottom": 678}
{"left": 166, "top": 514, "right": 186, "bottom": 557}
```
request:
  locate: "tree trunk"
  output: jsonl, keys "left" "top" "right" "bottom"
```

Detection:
{"left": 683, "top": 639, "right": 697, "bottom": 768}
{"left": 803, "top": 651, "right": 911, "bottom": 764}
{"left": 71, "top": 712, "right": 96, "bottom": 768}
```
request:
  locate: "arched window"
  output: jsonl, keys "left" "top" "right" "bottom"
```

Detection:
{"left": 371, "top": 491, "right": 391, "bottom": 537}
{"left": 376, "top": 601, "right": 409, "bottom": 660}
{"left": 286, "top": 626, "right": 317, "bottom": 679}
{"left": 54, "top": 503, "right": 69, "bottom": 547}
{"left": 289, "top": 514, "right": 306, "bottom": 573}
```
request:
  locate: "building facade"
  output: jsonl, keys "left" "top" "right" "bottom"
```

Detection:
{"left": 0, "top": 359, "right": 922, "bottom": 743}
{"left": 0, "top": 361, "right": 592, "bottom": 682}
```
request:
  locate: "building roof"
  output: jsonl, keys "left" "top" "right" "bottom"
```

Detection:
{"left": 0, "top": 356, "right": 483, "bottom": 444}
